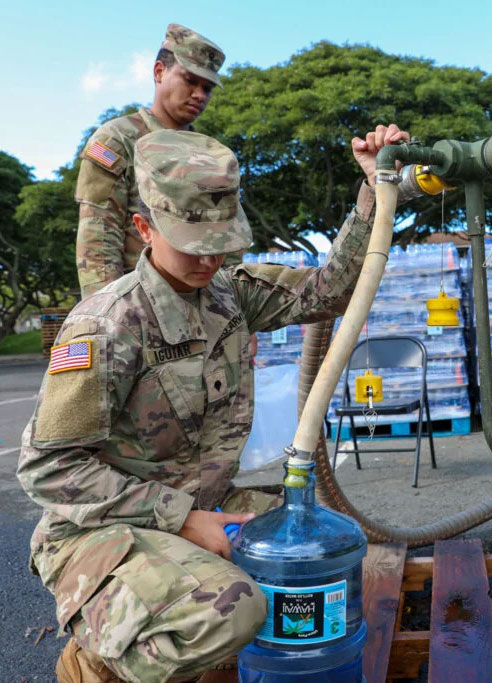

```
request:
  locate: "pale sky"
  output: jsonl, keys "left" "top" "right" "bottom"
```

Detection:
{"left": 2, "top": 0, "right": 491, "bottom": 181}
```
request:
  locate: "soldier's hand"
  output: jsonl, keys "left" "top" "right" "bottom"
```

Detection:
{"left": 178, "top": 510, "right": 255, "bottom": 560}
{"left": 351, "top": 124, "right": 410, "bottom": 187}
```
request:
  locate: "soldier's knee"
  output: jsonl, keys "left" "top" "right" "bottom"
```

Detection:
{"left": 227, "top": 570, "right": 267, "bottom": 648}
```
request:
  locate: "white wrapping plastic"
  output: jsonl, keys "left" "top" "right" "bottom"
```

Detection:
{"left": 240, "top": 364, "right": 299, "bottom": 470}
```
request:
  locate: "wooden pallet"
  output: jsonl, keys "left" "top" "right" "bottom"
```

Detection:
{"left": 363, "top": 539, "right": 492, "bottom": 682}
{"left": 329, "top": 415, "right": 471, "bottom": 441}
{"left": 41, "top": 307, "right": 72, "bottom": 356}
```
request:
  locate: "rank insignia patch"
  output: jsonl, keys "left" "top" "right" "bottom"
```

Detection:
{"left": 86, "top": 141, "right": 120, "bottom": 168}
{"left": 49, "top": 340, "right": 92, "bottom": 374}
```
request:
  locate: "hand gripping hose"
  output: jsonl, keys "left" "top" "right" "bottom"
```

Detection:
{"left": 295, "top": 174, "right": 492, "bottom": 547}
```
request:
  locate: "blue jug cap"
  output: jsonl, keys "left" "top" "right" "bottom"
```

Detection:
{"left": 216, "top": 507, "right": 241, "bottom": 540}
{"left": 224, "top": 522, "right": 241, "bottom": 539}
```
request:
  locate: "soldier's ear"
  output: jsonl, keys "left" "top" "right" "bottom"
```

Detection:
{"left": 154, "top": 61, "right": 166, "bottom": 84}
{"left": 133, "top": 214, "right": 153, "bottom": 244}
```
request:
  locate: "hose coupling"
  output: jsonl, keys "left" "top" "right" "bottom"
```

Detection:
{"left": 375, "top": 172, "right": 402, "bottom": 185}
{"left": 397, "top": 164, "right": 453, "bottom": 203}
{"left": 284, "top": 445, "right": 314, "bottom": 466}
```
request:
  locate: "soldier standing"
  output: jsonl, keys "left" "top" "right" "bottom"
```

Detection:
{"left": 18, "top": 124, "right": 408, "bottom": 682}
{"left": 76, "top": 24, "right": 225, "bottom": 298}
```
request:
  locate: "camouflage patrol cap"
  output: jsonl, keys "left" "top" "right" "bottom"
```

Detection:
{"left": 135, "top": 130, "right": 252, "bottom": 255}
{"left": 162, "top": 24, "right": 225, "bottom": 88}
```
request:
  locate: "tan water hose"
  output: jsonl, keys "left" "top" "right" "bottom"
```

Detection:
{"left": 295, "top": 176, "right": 492, "bottom": 547}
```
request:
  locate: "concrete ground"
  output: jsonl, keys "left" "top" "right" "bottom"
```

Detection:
{"left": 235, "top": 425, "right": 492, "bottom": 553}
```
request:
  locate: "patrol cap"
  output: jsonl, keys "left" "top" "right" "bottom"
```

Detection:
{"left": 161, "top": 24, "right": 225, "bottom": 88}
{"left": 135, "top": 130, "right": 252, "bottom": 256}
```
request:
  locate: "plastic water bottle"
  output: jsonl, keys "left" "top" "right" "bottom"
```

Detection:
{"left": 243, "top": 253, "right": 258, "bottom": 264}
{"left": 232, "top": 461, "right": 367, "bottom": 682}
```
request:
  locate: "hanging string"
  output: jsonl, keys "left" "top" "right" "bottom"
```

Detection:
{"left": 362, "top": 320, "right": 377, "bottom": 439}
{"left": 362, "top": 404, "right": 377, "bottom": 439}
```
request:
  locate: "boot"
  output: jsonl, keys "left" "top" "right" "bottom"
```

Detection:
{"left": 169, "top": 655, "right": 237, "bottom": 683}
{"left": 198, "top": 655, "right": 237, "bottom": 682}
{"left": 56, "top": 637, "right": 122, "bottom": 682}
{"left": 198, "top": 670, "right": 237, "bottom": 682}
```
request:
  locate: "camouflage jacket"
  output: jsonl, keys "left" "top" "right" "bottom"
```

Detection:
{"left": 76, "top": 107, "right": 195, "bottom": 296}
{"left": 18, "top": 185, "right": 374, "bottom": 587}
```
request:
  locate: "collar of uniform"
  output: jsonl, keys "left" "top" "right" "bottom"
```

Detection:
{"left": 138, "top": 106, "right": 165, "bottom": 132}
{"left": 137, "top": 248, "right": 207, "bottom": 345}
{"left": 138, "top": 105, "right": 196, "bottom": 133}
{"left": 196, "top": 270, "right": 248, "bottom": 360}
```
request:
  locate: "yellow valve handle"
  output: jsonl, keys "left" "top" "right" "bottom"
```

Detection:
{"left": 426, "top": 290, "right": 460, "bottom": 326}
{"left": 415, "top": 165, "right": 454, "bottom": 195}
{"left": 355, "top": 369, "right": 383, "bottom": 403}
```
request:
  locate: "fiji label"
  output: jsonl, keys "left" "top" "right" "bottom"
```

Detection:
{"left": 256, "top": 581, "right": 347, "bottom": 645}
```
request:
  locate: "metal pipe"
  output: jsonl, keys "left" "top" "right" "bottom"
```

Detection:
{"left": 466, "top": 181, "right": 492, "bottom": 451}
{"left": 376, "top": 141, "right": 445, "bottom": 171}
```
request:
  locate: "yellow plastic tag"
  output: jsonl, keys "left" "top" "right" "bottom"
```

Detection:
{"left": 355, "top": 369, "right": 383, "bottom": 403}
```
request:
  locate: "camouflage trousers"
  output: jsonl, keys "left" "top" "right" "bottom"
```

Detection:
{"left": 69, "top": 488, "right": 282, "bottom": 682}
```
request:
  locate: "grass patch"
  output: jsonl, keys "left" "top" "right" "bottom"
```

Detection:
{"left": 0, "top": 330, "right": 42, "bottom": 355}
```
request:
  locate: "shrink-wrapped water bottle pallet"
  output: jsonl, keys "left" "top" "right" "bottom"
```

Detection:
{"left": 363, "top": 539, "right": 492, "bottom": 681}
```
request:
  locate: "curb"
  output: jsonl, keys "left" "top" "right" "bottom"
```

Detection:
{"left": 0, "top": 354, "right": 46, "bottom": 365}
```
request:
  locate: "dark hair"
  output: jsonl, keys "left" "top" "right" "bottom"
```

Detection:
{"left": 137, "top": 198, "right": 155, "bottom": 228}
{"left": 155, "top": 48, "right": 175, "bottom": 68}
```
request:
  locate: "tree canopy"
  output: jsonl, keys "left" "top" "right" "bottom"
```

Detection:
{"left": 197, "top": 41, "right": 492, "bottom": 250}
{"left": 0, "top": 152, "right": 35, "bottom": 339}
{"left": 0, "top": 104, "right": 139, "bottom": 342}
{"left": 14, "top": 162, "right": 80, "bottom": 301}
{"left": 0, "top": 154, "right": 82, "bottom": 340}
{"left": 3, "top": 42, "right": 492, "bottom": 338}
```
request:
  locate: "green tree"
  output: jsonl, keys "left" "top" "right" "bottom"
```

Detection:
{"left": 14, "top": 162, "right": 80, "bottom": 305}
{"left": 197, "top": 42, "right": 492, "bottom": 251}
{"left": 1, "top": 104, "right": 142, "bottom": 342}
{"left": 0, "top": 160, "right": 80, "bottom": 342}
{"left": 0, "top": 151, "right": 34, "bottom": 340}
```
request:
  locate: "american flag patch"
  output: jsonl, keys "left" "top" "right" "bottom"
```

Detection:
{"left": 49, "top": 340, "right": 92, "bottom": 374}
{"left": 86, "top": 141, "right": 120, "bottom": 168}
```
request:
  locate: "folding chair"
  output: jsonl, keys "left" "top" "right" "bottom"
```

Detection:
{"left": 332, "top": 336, "right": 436, "bottom": 488}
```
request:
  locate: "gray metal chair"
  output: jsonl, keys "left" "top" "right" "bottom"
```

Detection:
{"left": 332, "top": 335, "right": 436, "bottom": 487}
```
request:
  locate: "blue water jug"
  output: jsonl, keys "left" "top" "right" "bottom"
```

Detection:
{"left": 231, "top": 461, "right": 367, "bottom": 682}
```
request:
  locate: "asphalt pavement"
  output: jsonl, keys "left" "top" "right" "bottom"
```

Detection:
{"left": 0, "top": 357, "right": 63, "bottom": 682}
{"left": 3, "top": 356, "right": 492, "bottom": 681}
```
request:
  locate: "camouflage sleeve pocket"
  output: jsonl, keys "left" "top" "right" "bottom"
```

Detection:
{"left": 76, "top": 137, "right": 127, "bottom": 206}
{"left": 54, "top": 524, "right": 134, "bottom": 634}
{"left": 75, "top": 158, "right": 122, "bottom": 207}
{"left": 31, "top": 335, "right": 111, "bottom": 446}
{"left": 76, "top": 538, "right": 201, "bottom": 658}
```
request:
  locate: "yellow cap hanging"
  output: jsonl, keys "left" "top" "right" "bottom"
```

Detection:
{"left": 426, "top": 291, "right": 460, "bottom": 326}
{"left": 415, "top": 165, "right": 454, "bottom": 195}
{"left": 355, "top": 369, "right": 383, "bottom": 403}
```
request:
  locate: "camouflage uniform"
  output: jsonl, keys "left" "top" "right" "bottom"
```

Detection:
{"left": 75, "top": 25, "right": 225, "bottom": 297}
{"left": 18, "top": 131, "right": 375, "bottom": 682}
